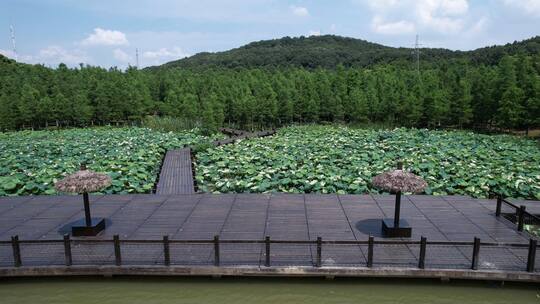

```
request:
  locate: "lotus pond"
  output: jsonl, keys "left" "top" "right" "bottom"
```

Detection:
{"left": 196, "top": 126, "right": 540, "bottom": 199}
{"left": 0, "top": 127, "right": 218, "bottom": 196}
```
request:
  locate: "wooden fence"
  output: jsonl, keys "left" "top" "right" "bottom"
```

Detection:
{"left": 1, "top": 235, "right": 538, "bottom": 272}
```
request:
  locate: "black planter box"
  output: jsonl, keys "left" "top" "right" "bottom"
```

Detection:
{"left": 71, "top": 218, "right": 106, "bottom": 236}
{"left": 381, "top": 218, "right": 412, "bottom": 238}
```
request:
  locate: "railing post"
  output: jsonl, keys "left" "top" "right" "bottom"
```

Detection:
{"left": 518, "top": 205, "right": 526, "bottom": 232}
{"left": 214, "top": 235, "right": 220, "bottom": 266}
{"left": 113, "top": 235, "right": 121, "bottom": 266}
{"left": 367, "top": 236, "right": 374, "bottom": 268}
{"left": 471, "top": 237, "right": 480, "bottom": 270}
{"left": 495, "top": 195, "right": 502, "bottom": 217}
{"left": 527, "top": 239, "right": 537, "bottom": 272}
{"left": 11, "top": 235, "right": 21, "bottom": 267}
{"left": 63, "top": 234, "right": 72, "bottom": 266}
{"left": 316, "top": 237, "right": 322, "bottom": 267}
{"left": 163, "top": 235, "right": 170, "bottom": 266}
{"left": 418, "top": 236, "right": 427, "bottom": 269}
{"left": 265, "top": 236, "right": 270, "bottom": 267}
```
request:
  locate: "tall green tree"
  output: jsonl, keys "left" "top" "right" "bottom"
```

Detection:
{"left": 496, "top": 56, "right": 525, "bottom": 129}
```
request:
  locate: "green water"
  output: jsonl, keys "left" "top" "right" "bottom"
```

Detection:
{"left": 0, "top": 277, "right": 538, "bottom": 304}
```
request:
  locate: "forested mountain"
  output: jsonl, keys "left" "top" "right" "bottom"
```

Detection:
{"left": 157, "top": 35, "right": 540, "bottom": 69}
{"left": 1, "top": 36, "right": 540, "bottom": 134}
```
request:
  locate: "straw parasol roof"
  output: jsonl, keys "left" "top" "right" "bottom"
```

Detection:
{"left": 372, "top": 169, "right": 427, "bottom": 194}
{"left": 55, "top": 166, "right": 111, "bottom": 193}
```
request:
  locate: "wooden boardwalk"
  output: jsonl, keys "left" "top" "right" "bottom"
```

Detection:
{"left": 155, "top": 148, "right": 195, "bottom": 195}
{"left": 0, "top": 193, "right": 538, "bottom": 277}
{"left": 213, "top": 128, "right": 276, "bottom": 146}
{"left": 155, "top": 129, "right": 276, "bottom": 195}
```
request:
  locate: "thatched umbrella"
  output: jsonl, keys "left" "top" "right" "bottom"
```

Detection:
{"left": 372, "top": 161, "right": 427, "bottom": 236}
{"left": 55, "top": 164, "right": 111, "bottom": 229}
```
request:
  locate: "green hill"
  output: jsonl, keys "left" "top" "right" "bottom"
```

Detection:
{"left": 156, "top": 35, "right": 540, "bottom": 69}
{"left": 0, "top": 54, "right": 17, "bottom": 65}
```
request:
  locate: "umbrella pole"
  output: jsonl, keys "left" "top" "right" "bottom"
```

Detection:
{"left": 83, "top": 192, "right": 92, "bottom": 226}
{"left": 394, "top": 191, "right": 401, "bottom": 228}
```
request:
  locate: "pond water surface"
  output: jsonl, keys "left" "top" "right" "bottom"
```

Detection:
{"left": 0, "top": 277, "right": 538, "bottom": 304}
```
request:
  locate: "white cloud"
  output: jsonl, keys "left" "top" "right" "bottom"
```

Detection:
{"left": 439, "top": 0, "right": 469, "bottom": 15}
{"left": 418, "top": 15, "right": 464, "bottom": 32}
{"left": 309, "top": 30, "right": 321, "bottom": 36}
{"left": 502, "top": 0, "right": 540, "bottom": 16}
{"left": 291, "top": 5, "right": 309, "bottom": 17}
{"left": 365, "top": 0, "right": 400, "bottom": 10}
{"left": 38, "top": 46, "right": 88, "bottom": 64}
{"left": 142, "top": 47, "right": 190, "bottom": 64}
{"left": 365, "top": 0, "right": 468, "bottom": 14}
{"left": 0, "top": 49, "right": 17, "bottom": 59}
{"left": 329, "top": 24, "right": 337, "bottom": 32}
{"left": 1, "top": 47, "right": 85, "bottom": 65}
{"left": 81, "top": 28, "right": 129, "bottom": 46}
{"left": 113, "top": 49, "right": 132, "bottom": 62}
{"left": 362, "top": 0, "right": 474, "bottom": 34}
{"left": 372, "top": 16, "right": 416, "bottom": 34}
{"left": 415, "top": 0, "right": 467, "bottom": 32}
{"left": 466, "top": 17, "right": 488, "bottom": 36}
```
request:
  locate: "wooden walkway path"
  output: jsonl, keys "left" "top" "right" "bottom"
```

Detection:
{"left": 0, "top": 193, "right": 538, "bottom": 278}
{"left": 213, "top": 128, "right": 276, "bottom": 146}
{"left": 155, "top": 128, "right": 276, "bottom": 195}
{"left": 155, "top": 148, "right": 195, "bottom": 195}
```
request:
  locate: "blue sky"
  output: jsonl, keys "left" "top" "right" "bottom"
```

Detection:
{"left": 0, "top": 0, "right": 539, "bottom": 68}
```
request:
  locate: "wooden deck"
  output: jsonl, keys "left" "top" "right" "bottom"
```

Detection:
{"left": 0, "top": 193, "right": 538, "bottom": 278}
{"left": 155, "top": 148, "right": 195, "bottom": 195}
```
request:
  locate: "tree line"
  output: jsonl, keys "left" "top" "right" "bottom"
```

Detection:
{"left": 0, "top": 54, "right": 539, "bottom": 133}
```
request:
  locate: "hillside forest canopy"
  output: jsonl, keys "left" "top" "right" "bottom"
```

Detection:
{"left": 0, "top": 35, "right": 539, "bottom": 133}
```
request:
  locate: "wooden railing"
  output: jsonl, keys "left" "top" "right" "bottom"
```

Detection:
{"left": 494, "top": 194, "right": 540, "bottom": 232}
{"left": 1, "top": 235, "right": 538, "bottom": 273}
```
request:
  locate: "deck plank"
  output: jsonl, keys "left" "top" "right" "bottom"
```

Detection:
{"left": 155, "top": 148, "right": 195, "bottom": 195}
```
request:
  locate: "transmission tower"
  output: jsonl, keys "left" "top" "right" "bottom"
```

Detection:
{"left": 412, "top": 34, "right": 421, "bottom": 74}
{"left": 9, "top": 24, "right": 17, "bottom": 61}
